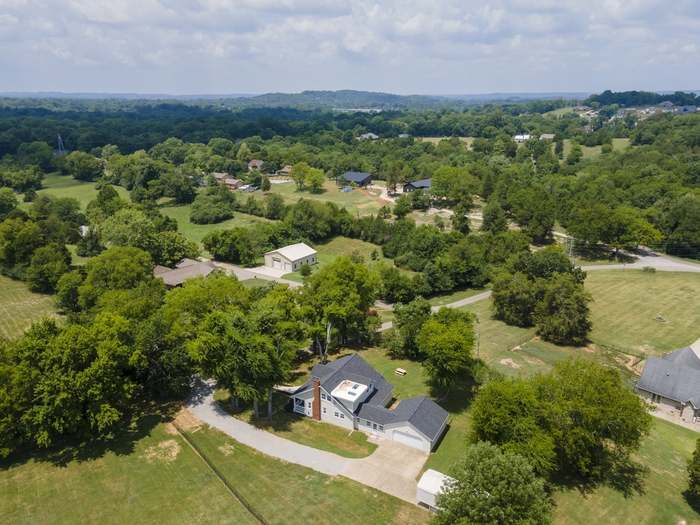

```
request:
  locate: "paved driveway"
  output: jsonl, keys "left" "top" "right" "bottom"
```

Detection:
{"left": 186, "top": 381, "right": 427, "bottom": 503}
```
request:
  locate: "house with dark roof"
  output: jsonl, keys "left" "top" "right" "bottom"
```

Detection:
{"left": 636, "top": 342, "right": 700, "bottom": 422}
{"left": 289, "top": 354, "right": 449, "bottom": 452}
{"left": 154, "top": 258, "right": 217, "bottom": 287}
{"left": 403, "top": 179, "right": 431, "bottom": 193}
{"left": 341, "top": 171, "right": 372, "bottom": 187}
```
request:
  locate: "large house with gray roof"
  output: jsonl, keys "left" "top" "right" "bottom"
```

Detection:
{"left": 636, "top": 342, "right": 700, "bottom": 422}
{"left": 289, "top": 354, "right": 449, "bottom": 452}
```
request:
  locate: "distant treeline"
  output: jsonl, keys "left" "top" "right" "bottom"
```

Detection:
{"left": 586, "top": 90, "right": 700, "bottom": 107}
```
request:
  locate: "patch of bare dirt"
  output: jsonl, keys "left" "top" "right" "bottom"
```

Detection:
{"left": 143, "top": 439, "right": 181, "bottom": 463}
{"left": 173, "top": 408, "right": 202, "bottom": 432}
{"left": 614, "top": 354, "right": 644, "bottom": 376}
{"left": 218, "top": 442, "right": 236, "bottom": 456}
{"left": 499, "top": 358, "right": 521, "bottom": 369}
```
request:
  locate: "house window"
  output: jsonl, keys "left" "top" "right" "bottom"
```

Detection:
{"left": 340, "top": 414, "right": 345, "bottom": 419}
{"left": 321, "top": 393, "right": 326, "bottom": 400}
{"left": 372, "top": 423, "right": 377, "bottom": 430}
{"left": 323, "top": 407, "right": 326, "bottom": 414}
{"left": 379, "top": 425, "right": 384, "bottom": 432}
{"left": 307, "top": 401, "right": 312, "bottom": 408}
{"left": 334, "top": 411, "right": 339, "bottom": 418}
{"left": 366, "top": 420, "right": 371, "bottom": 427}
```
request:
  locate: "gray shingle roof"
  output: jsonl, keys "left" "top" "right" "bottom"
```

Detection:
{"left": 406, "top": 178, "right": 431, "bottom": 189}
{"left": 342, "top": 171, "right": 372, "bottom": 184}
{"left": 298, "top": 353, "right": 448, "bottom": 441}
{"left": 154, "top": 259, "right": 216, "bottom": 287}
{"left": 637, "top": 347, "right": 700, "bottom": 407}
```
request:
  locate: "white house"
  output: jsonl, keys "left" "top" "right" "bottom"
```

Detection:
{"left": 416, "top": 469, "right": 456, "bottom": 511}
{"left": 289, "top": 354, "right": 449, "bottom": 452}
{"left": 513, "top": 134, "right": 531, "bottom": 143}
{"left": 264, "top": 243, "right": 317, "bottom": 273}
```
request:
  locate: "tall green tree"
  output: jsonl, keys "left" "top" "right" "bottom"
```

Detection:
{"left": 434, "top": 442, "right": 552, "bottom": 525}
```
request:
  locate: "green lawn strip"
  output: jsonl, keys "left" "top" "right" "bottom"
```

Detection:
{"left": 185, "top": 425, "right": 429, "bottom": 525}
{"left": 0, "top": 421, "right": 256, "bottom": 525}
{"left": 66, "top": 244, "right": 89, "bottom": 266}
{"left": 0, "top": 275, "right": 60, "bottom": 340}
{"left": 159, "top": 204, "right": 271, "bottom": 246}
{"left": 213, "top": 389, "right": 376, "bottom": 459}
{"left": 261, "top": 180, "right": 386, "bottom": 217}
{"left": 560, "top": 137, "right": 630, "bottom": 159}
{"left": 585, "top": 270, "right": 700, "bottom": 356}
{"left": 553, "top": 418, "right": 699, "bottom": 525}
{"left": 29, "top": 173, "right": 130, "bottom": 210}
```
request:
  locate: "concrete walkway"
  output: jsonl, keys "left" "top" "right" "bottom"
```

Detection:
{"left": 213, "top": 261, "right": 302, "bottom": 288}
{"left": 186, "top": 381, "right": 427, "bottom": 503}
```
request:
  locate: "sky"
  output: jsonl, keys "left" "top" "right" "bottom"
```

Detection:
{"left": 1, "top": 0, "right": 699, "bottom": 95}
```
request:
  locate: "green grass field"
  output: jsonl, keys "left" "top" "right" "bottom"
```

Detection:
{"left": 561, "top": 137, "right": 631, "bottom": 159}
{"left": 585, "top": 270, "right": 700, "bottom": 356}
{"left": 0, "top": 418, "right": 427, "bottom": 525}
{"left": 32, "top": 174, "right": 130, "bottom": 210}
{"left": 0, "top": 275, "right": 59, "bottom": 340}
{"left": 262, "top": 180, "right": 387, "bottom": 217}
{"left": 160, "top": 204, "right": 272, "bottom": 246}
{"left": 417, "top": 137, "right": 475, "bottom": 148}
{"left": 553, "top": 418, "right": 699, "bottom": 525}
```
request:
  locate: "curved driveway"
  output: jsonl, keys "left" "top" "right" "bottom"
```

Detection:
{"left": 186, "top": 381, "right": 427, "bottom": 503}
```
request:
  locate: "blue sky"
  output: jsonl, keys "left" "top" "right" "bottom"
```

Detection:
{"left": 1, "top": 0, "right": 699, "bottom": 95}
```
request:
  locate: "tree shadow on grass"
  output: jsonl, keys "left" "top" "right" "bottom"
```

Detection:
{"left": 0, "top": 403, "right": 177, "bottom": 470}
{"left": 552, "top": 454, "right": 648, "bottom": 499}
{"left": 682, "top": 490, "right": 700, "bottom": 514}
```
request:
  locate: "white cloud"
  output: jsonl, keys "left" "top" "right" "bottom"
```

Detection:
{"left": 0, "top": 0, "right": 698, "bottom": 93}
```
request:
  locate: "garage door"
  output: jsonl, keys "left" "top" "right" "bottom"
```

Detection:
{"left": 272, "top": 257, "right": 282, "bottom": 269}
{"left": 393, "top": 430, "right": 426, "bottom": 451}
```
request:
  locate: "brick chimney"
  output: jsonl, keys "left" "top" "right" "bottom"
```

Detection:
{"left": 312, "top": 378, "right": 321, "bottom": 421}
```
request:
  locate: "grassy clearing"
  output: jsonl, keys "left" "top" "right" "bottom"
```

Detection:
{"left": 417, "top": 137, "right": 475, "bottom": 148}
{"left": 584, "top": 270, "right": 700, "bottom": 357}
{"left": 544, "top": 107, "right": 576, "bottom": 117}
{"left": 0, "top": 275, "right": 59, "bottom": 340}
{"left": 553, "top": 418, "right": 699, "bottom": 525}
{"left": 561, "top": 137, "right": 631, "bottom": 159}
{"left": 0, "top": 419, "right": 256, "bottom": 525}
{"left": 282, "top": 236, "right": 395, "bottom": 282}
{"left": 160, "top": 204, "right": 271, "bottom": 246}
{"left": 32, "top": 173, "right": 129, "bottom": 210}
{"left": 185, "top": 424, "right": 428, "bottom": 525}
{"left": 213, "top": 389, "right": 377, "bottom": 459}
{"left": 0, "top": 417, "right": 426, "bottom": 525}
{"left": 261, "top": 180, "right": 388, "bottom": 217}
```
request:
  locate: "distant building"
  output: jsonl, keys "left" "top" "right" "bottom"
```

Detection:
{"left": 276, "top": 164, "right": 293, "bottom": 177}
{"left": 636, "top": 341, "right": 700, "bottom": 422}
{"left": 248, "top": 159, "right": 264, "bottom": 171}
{"left": 341, "top": 171, "right": 372, "bottom": 187}
{"left": 658, "top": 100, "right": 674, "bottom": 109}
{"left": 357, "top": 132, "right": 379, "bottom": 140}
{"left": 154, "top": 258, "right": 216, "bottom": 287}
{"left": 264, "top": 243, "right": 317, "bottom": 273}
{"left": 539, "top": 133, "right": 556, "bottom": 141}
{"left": 211, "top": 172, "right": 242, "bottom": 191}
{"left": 403, "top": 179, "right": 432, "bottom": 192}
{"left": 513, "top": 134, "right": 531, "bottom": 143}
{"left": 676, "top": 105, "right": 698, "bottom": 114}
{"left": 416, "top": 469, "right": 456, "bottom": 511}
{"left": 398, "top": 133, "right": 410, "bottom": 138}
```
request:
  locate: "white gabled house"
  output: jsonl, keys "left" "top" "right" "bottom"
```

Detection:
{"left": 289, "top": 354, "right": 449, "bottom": 452}
{"left": 264, "top": 243, "right": 317, "bottom": 273}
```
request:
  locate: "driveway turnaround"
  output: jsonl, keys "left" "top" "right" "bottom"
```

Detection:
{"left": 186, "top": 381, "right": 428, "bottom": 503}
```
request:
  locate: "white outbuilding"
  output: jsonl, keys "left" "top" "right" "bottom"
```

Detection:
{"left": 264, "top": 242, "right": 317, "bottom": 272}
{"left": 416, "top": 469, "right": 456, "bottom": 511}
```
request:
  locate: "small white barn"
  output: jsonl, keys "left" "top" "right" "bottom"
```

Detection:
{"left": 264, "top": 243, "right": 317, "bottom": 272}
{"left": 417, "top": 469, "right": 456, "bottom": 511}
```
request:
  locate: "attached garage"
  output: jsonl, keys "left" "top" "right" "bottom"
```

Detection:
{"left": 392, "top": 429, "right": 429, "bottom": 452}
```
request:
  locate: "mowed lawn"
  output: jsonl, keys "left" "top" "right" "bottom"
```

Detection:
{"left": 160, "top": 204, "right": 271, "bottom": 246}
{"left": 32, "top": 173, "right": 130, "bottom": 209}
{"left": 554, "top": 418, "right": 699, "bottom": 525}
{"left": 0, "top": 276, "right": 59, "bottom": 339}
{"left": 561, "top": 137, "right": 631, "bottom": 159}
{"left": 262, "top": 179, "right": 388, "bottom": 216}
{"left": 585, "top": 270, "right": 700, "bottom": 356}
{"left": 0, "top": 419, "right": 427, "bottom": 525}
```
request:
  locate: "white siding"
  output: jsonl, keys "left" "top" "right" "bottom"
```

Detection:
{"left": 387, "top": 425, "right": 430, "bottom": 452}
